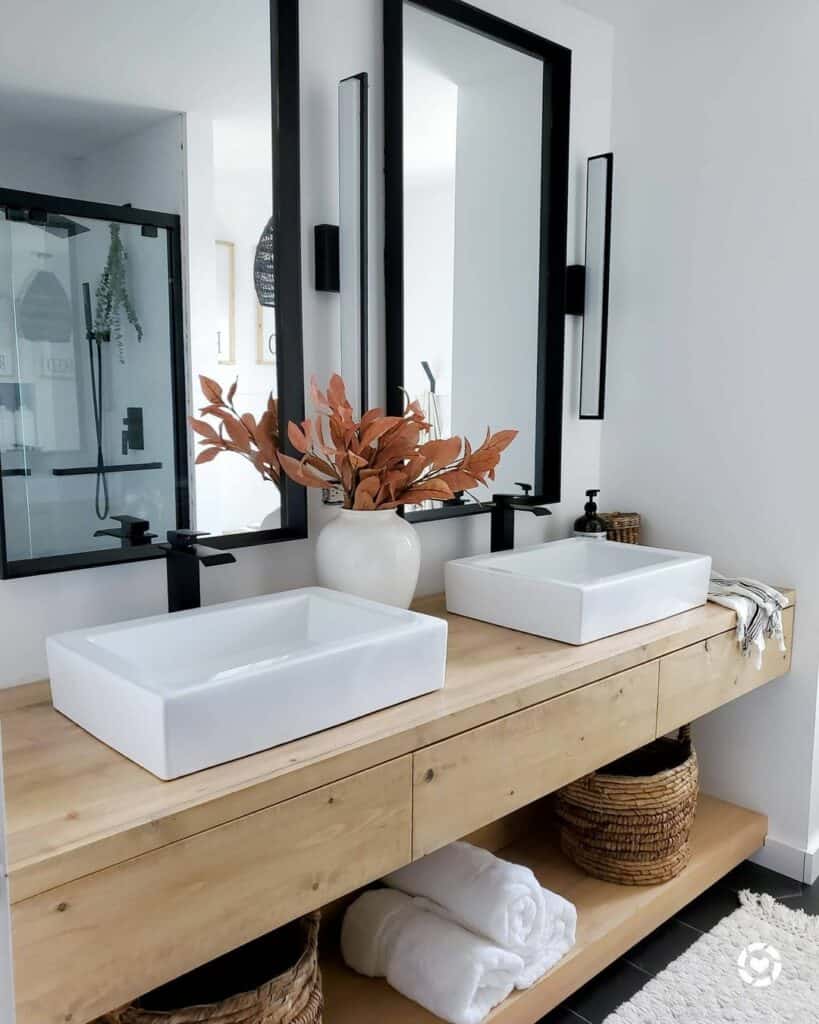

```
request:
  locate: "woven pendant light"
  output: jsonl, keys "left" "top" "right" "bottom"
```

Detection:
{"left": 254, "top": 216, "right": 276, "bottom": 308}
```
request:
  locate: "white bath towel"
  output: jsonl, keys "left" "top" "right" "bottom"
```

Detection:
{"left": 511, "top": 887, "right": 578, "bottom": 988}
{"left": 384, "top": 841, "right": 576, "bottom": 989}
{"left": 708, "top": 573, "right": 788, "bottom": 669}
{"left": 341, "top": 888, "right": 524, "bottom": 1024}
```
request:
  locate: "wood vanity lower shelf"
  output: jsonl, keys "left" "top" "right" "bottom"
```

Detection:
{"left": 322, "top": 794, "right": 767, "bottom": 1024}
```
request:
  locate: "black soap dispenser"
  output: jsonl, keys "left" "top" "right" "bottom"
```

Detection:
{"left": 573, "top": 489, "right": 608, "bottom": 539}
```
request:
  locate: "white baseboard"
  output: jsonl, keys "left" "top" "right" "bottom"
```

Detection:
{"left": 749, "top": 835, "right": 808, "bottom": 883}
{"left": 804, "top": 844, "right": 819, "bottom": 886}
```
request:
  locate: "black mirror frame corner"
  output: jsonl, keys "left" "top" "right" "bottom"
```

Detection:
{"left": 382, "top": 0, "right": 572, "bottom": 524}
{"left": 0, "top": 0, "right": 307, "bottom": 578}
{"left": 206, "top": 0, "right": 307, "bottom": 552}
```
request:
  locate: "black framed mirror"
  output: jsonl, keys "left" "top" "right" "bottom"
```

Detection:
{"left": 383, "top": 0, "right": 571, "bottom": 522}
{"left": 0, "top": 0, "right": 306, "bottom": 578}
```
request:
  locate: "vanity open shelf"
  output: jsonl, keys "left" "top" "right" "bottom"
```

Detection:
{"left": 0, "top": 591, "right": 794, "bottom": 1024}
{"left": 321, "top": 794, "right": 766, "bottom": 1024}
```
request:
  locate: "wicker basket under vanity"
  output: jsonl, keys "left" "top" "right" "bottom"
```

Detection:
{"left": 599, "top": 512, "right": 641, "bottom": 544}
{"left": 99, "top": 913, "right": 322, "bottom": 1024}
{"left": 556, "top": 726, "right": 698, "bottom": 886}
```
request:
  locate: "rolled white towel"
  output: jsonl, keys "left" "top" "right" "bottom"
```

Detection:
{"left": 341, "top": 888, "right": 524, "bottom": 1024}
{"left": 384, "top": 841, "right": 576, "bottom": 989}
{"left": 515, "top": 887, "right": 577, "bottom": 988}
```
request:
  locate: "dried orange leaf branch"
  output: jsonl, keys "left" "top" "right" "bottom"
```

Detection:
{"left": 189, "top": 375, "right": 281, "bottom": 488}
{"left": 278, "top": 374, "right": 517, "bottom": 510}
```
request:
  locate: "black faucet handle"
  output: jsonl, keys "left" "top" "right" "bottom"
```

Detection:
{"left": 166, "top": 529, "right": 210, "bottom": 550}
{"left": 111, "top": 514, "right": 151, "bottom": 530}
{"left": 515, "top": 482, "right": 533, "bottom": 496}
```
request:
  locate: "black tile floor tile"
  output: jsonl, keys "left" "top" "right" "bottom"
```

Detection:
{"left": 538, "top": 1006, "right": 591, "bottom": 1024}
{"left": 780, "top": 878, "right": 819, "bottom": 915}
{"left": 719, "top": 860, "right": 804, "bottom": 899}
{"left": 674, "top": 883, "right": 741, "bottom": 932}
{"left": 623, "top": 917, "right": 702, "bottom": 975}
{"left": 537, "top": 862, "right": 817, "bottom": 1024}
{"left": 565, "top": 959, "right": 652, "bottom": 1024}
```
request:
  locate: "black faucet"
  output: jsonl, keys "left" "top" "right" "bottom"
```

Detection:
{"left": 488, "top": 483, "right": 551, "bottom": 552}
{"left": 94, "top": 515, "right": 157, "bottom": 548}
{"left": 159, "top": 530, "right": 237, "bottom": 613}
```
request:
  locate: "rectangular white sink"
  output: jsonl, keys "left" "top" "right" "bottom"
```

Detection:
{"left": 445, "top": 538, "right": 711, "bottom": 645}
{"left": 48, "top": 587, "right": 448, "bottom": 780}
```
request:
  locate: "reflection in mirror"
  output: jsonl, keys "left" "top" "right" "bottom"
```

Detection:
{"left": 0, "top": 197, "right": 182, "bottom": 567}
{"left": 385, "top": 0, "right": 571, "bottom": 519}
{"left": 0, "top": 0, "right": 306, "bottom": 576}
{"left": 579, "top": 153, "right": 613, "bottom": 420}
{"left": 338, "top": 74, "right": 369, "bottom": 417}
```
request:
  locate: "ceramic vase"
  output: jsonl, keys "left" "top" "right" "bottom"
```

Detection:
{"left": 315, "top": 508, "right": 421, "bottom": 608}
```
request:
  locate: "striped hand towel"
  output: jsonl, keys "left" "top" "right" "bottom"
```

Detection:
{"left": 708, "top": 573, "right": 788, "bottom": 669}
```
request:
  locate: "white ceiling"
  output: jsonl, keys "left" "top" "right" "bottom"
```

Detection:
{"left": 0, "top": 0, "right": 271, "bottom": 160}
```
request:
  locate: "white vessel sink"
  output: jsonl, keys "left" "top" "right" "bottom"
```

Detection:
{"left": 48, "top": 587, "right": 447, "bottom": 780}
{"left": 445, "top": 539, "right": 711, "bottom": 645}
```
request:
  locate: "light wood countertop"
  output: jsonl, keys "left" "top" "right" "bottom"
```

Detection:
{"left": 1, "top": 591, "right": 794, "bottom": 903}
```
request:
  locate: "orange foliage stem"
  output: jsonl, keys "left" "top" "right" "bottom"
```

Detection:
{"left": 278, "top": 374, "right": 517, "bottom": 511}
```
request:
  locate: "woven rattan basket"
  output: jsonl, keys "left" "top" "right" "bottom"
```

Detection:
{"left": 98, "top": 913, "right": 322, "bottom": 1024}
{"left": 599, "top": 512, "right": 641, "bottom": 544}
{"left": 556, "top": 726, "right": 698, "bottom": 886}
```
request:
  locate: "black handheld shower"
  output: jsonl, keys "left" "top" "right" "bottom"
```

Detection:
{"left": 82, "top": 281, "right": 109, "bottom": 521}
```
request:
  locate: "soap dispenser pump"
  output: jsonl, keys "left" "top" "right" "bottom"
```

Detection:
{"left": 573, "top": 489, "right": 608, "bottom": 539}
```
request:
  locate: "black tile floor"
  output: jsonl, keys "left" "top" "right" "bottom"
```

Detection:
{"left": 538, "top": 860, "right": 816, "bottom": 1024}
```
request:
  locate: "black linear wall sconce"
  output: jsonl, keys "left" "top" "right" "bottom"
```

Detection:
{"left": 313, "top": 73, "right": 369, "bottom": 416}
{"left": 314, "top": 225, "right": 340, "bottom": 291}
{"left": 567, "top": 152, "right": 614, "bottom": 421}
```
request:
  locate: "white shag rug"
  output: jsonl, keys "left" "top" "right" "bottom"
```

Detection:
{"left": 604, "top": 891, "right": 819, "bottom": 1023}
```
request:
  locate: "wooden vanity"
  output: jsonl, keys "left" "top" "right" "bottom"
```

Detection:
{"left": 0, "top": 593, "right": 794, "bottom": 1024}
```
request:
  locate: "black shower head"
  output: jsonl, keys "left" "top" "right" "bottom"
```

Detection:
{"left": 2, "top": 206, "right": 89, "bottom": 237}
{"left": 42, "top": 214, "right": 89, "bottom": 238}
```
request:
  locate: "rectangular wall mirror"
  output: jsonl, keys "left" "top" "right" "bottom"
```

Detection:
{"left": 384, "top": 0, "right": 571, "bottom": 521}
{"left": 579, "top": 152, "right": 613, "bottom": 420}
{"left": 0, "top": 0, "right": 306, "bottom": 578}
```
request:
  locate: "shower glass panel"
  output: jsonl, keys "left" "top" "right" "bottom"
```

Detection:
{"left": 0, "top": 198, "right": 181, "bottom": 566}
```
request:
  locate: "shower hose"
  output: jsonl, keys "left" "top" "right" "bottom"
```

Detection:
{"left": 82, "top": 282, "right": 109, "bottom": 521}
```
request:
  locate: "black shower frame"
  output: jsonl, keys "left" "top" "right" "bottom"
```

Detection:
{"left": 0, "top": 188, "right": 189, "bottom": 578}
{"left": 0, "top": 0, "right": 307, "bottom": 578}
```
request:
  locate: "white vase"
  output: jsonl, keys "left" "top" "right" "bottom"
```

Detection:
{"left": 316, "top": 508, "right": 421, "bottom": 609}
{"left": 261, "top": 508, "right": 282, "bottom": 531}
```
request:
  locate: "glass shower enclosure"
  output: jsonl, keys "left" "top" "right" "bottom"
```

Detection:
{"left": 0, "top": 189, "right": 187, "bottom": 576}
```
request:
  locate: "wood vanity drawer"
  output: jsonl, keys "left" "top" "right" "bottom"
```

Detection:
{"left": 412, "top": 661, "right": 660, "bottom": 857}
{"left": 657, "top": 606, "right": 794, "bottom": 735}
{"left": 11, "top": 756, "right": 412, "bottom": 1024}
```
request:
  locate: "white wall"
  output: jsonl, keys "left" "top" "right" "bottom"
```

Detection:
{"left": 404, "top": 176, "right": 456, "bottom": 435}
{"left": 73, "top": 115, "right": 183, "bottom": 212}
{"left": 0, "top": 0, "right": 613, "bottom": 688}
{"left": 0, "top": 149, "right": 81, "bottom": 197}
{"left": 0, "top": 733, "right": 13, "bottom": 1024}
{"left": 451, "top": 68, "right": 543, "bottom": 492}
{"left": 590, "top": 0, "right": 819, "bottom": 878}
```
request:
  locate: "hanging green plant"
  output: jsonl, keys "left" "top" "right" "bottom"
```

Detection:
{"left": 95, "top": 223, "right": 143, "bottom": 364}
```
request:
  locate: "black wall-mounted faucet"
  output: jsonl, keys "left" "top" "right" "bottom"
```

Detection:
{"left": 121, "top": 406, "right": 144, "bottom": 455}
{"left": 159, "top": 530, "right": 237, "bottom": 613}
{"left": 488, "top": 483, "right": 551, "bottom": 552}
{"left": 94, "top": 515, "right": 156, "bottom": 548}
